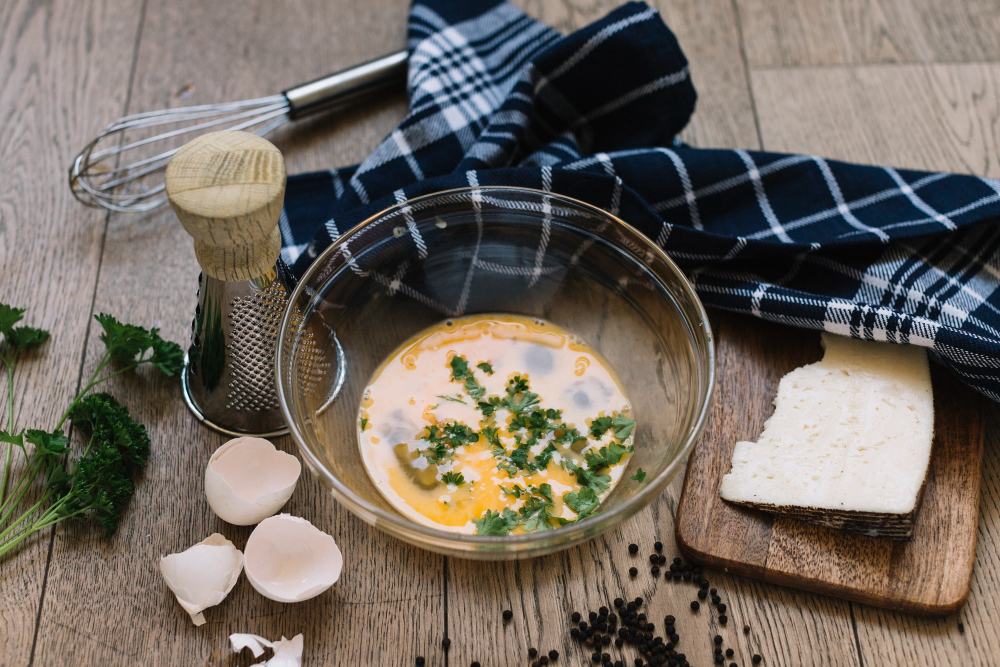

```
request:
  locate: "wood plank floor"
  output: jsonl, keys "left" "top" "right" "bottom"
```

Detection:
{"left": 1, "top": 0, "right": 998, "bottom": 665}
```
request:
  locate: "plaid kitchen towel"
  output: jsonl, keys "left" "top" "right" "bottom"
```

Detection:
{"left": 278, "top": 0, "right": 1000, "bottom": 401}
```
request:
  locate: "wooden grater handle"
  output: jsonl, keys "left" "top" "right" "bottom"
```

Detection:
{"left": 165, "top": 131, "right": 286, "bottom": 282}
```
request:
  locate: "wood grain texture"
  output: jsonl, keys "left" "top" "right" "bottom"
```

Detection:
{"left": 737, "top": 0, "right": 1000, "bottom": 68}
{"left": 0, "top": 0, "right": 144, "bottom": 664}
{"left": 29, "top": 0, "right": 441, "bottom": 665}
{"left": 676, "top": 315, "right": 985, "bottom": 614}
{"left": 751, "top": 63, "right": 1000, "bottom": 178}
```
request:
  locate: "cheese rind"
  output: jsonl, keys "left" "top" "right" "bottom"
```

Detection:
{"left": 719, "top": 333, "right": 934, "bottom": 538}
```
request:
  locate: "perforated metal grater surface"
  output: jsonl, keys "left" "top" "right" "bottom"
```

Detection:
{"left": 181, "top": 259, "right": 324, "bottom": 437}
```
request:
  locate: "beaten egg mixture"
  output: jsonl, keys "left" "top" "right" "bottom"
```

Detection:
{"left": 358, "top": 314, "right": 636, "bottom": 535}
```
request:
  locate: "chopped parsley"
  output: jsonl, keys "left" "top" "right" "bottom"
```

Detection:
{"left": 420, "top": 422, "right": 479, "bottom": 463}
{"left": 359, "top": 417, "right": 368, "bottom": 431}
{"left": 589, "top": 414, "right": 636, "bottom": 441}
{"left": 565, "top": 460, "right": 611, "bottom": 494}
{"left": 500, "top": 375, "right": 540, "bottom": 414}
{"left": 476, "top": 361, "right": 494, "bottom": 375}
{"left": 449, "top": 355, "right": 486, "bottom": 399}
{"left": 472, "top": 507, "right": 518, "bottom": 536}
{"left": 631, "top": 468, "right": 646, "bottom": 482}
{"left": 585, "top": 442, "right": 629, "bottom": 471}
{"left": 500, "top": 484, "right": 525, "bottom": 499}
{"left": 441, "top": 471, "right": 466, "bottom": 486}
{"left": 436, "top": 394, "right": 467, "bottom": 404}
{"left": 563, "top": 486, "right": 599, "bottom": 519}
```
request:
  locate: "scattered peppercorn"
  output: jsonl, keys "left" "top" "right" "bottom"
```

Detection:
{"left": 615, "top": 638, "right": 624, "bottom": 648}
{"left": 603, "top": 653, "right": 611, "bottom": 662}
{"left": 503, "top": 609, "right": 513, "bottom": 621}
{"left": 634, "top": 597, "right": 643, "bottom": 607}
{"left": 698, "top": 590, "right": 708, "bottom": 600}
{"left": 714, "top": 635, "right": 723, "bottom": 645}
{"left": 690, "top": 601, "right": 700, "bottom": 611}
{"left": 529, "top": 647, "right": 539, "bottom": 657}
{"left": 752, "top": 656, "right": 762, "bottom": 664}
{"left": 571, "top": 628, "right": 580, "bottom": 639}
{"left": 730, "top": 663, "right": 738, "bottom": 667}
{"left": 472, "top": 662, "right": 481, "bottom": 667}
{"left": 572, "top": 612, "right": 582, "bottom": 623}
{"left": 718, "top": 603, "right": 727, "bottom": 613}
{"left": 726, "top": 649, "right": 734, "bottom": 657}
{"left": 743, "top": 625, "right": 751, "bottom": 635}
{"left": 549, "top": 650, "right": 559, "bottom": 660}
{"left": 443, "top": 637, "right": 451, "bottom": 650}
{"left": 416, "top": 658, "right": 425, "bottom": 666}
{"left": 634, "top": 659, "right": 644, "bottom": 667}
{"left": 629, "top": 567, "right": 638, "bottom": 577}
{"left": 719, "top": 615, "right": 728, "bottom": 625}
{"left": 592, "top": 653, "right": 601, "bottom": 663}
{"left": 629, "top": 544, "right": 639, "bottom": 554}
{"left": 665, "top": 615, "right": 675, "bottom": 625}
{"left": 710, "top": 588, "right": 717, "bottom": 595}
{"left": 532, "top": 661, "right": 540, "bottom": 667}
{"left": 614, "top": 598, "right": 624, "bottom": 608}
{"left": 714, "top": 656, "right": 724, "bottom": 665}
{"left": 651, "top": 566, "right": 660, "bottom": 576}
{"left": 655, "top": 541, "right": 663, "bottom": 552}
{"left": 539, "top": 656, "right": 549, "bottom": 665}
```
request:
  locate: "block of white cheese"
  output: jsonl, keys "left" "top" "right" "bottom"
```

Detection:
{"left": 719, "top": 333, "right": 934, "bottom": 540}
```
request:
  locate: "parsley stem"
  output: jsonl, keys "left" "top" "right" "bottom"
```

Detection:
{"left": 0, "top": 457, "right": 42, "bottom": 526}
{"left": 0, "top": 363, "right": 14, "bottom": 506}
{"left": 55, "top": 352, "right": 140, "bottom": 431}
{"left": 0, "top": 491, "right": 52, "bottom": 544}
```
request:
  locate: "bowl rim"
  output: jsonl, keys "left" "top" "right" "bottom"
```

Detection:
{"left": 275, "top": 185, "right": 716, "bottom": 552}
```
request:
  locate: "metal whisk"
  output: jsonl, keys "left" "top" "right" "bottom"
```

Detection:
{"left": 70, "top": 51, "right": 408, "bottom": 213}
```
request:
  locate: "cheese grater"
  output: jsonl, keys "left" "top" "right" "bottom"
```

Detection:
{"left": 167, "top": 131, "right": 296, "bottom": 437}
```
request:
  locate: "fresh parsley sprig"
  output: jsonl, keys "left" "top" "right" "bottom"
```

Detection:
{"left": 0, "top": 305, "right": 181, "bottom": 560}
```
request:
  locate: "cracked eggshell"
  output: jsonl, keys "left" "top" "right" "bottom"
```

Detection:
{"left": 205, "top": 437, "right": 301, "bottom": 526}
{"left": 230, "top": 633, "right": 304, "bottom": 667}
{"left": 159, "top": 533, "right": 244, "bottom": 626}
{"left": 244, "top": 515, "right": 342, "bottom": 603}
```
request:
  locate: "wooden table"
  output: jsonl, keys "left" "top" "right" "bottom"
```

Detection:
{"left": 2, "top": 0, "right": 999, "bottom": 664}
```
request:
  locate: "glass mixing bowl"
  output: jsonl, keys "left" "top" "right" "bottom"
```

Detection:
{"left": 275, "top": 187, "right": 714, "bottom": 559}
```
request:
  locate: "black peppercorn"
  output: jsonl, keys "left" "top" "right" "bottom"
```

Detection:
{"left": 603, "top": 654, "right": 611, "bottom": 663}
{"left": 634, "top": 659, "right": 644, "bottom": 667}
{"left": 651, "top": 566, "right": 660, "bottom": 576}
{"left": 718, "top": 603, "right": 727, "bottom": 613}
{"left": 629, "top": 543, "right": 639, "bottom": 554}
{"left": 659, "top": 555, "right": 668, "bottom": 565}
{"left": 670, "top": 634, "right": 679, "bottom": 644}
{"left": 655, "top": 541, "right": 663, "bottom": 552}
{"left": 719, "top": 615, "right": 728, "bottom": 625}
{"left": 710, "top": 588, "right": 717, "bottom": 595}
{"left": 726, "top": 649, "right": 734, "bottom": 657}
{"left": 602, "top": 636, "right": 612, "bottom": 646}
{"left": 503, "top": 609, "right": 513, "bottom": 621}
{"left": 615, "top": 662, "right": 624, "bottom": 667}
{"left": 590, "top": 611, "right": 599, "bottom": 621}
{"left": 630, "top": 567, "right": 638, "bottom": 577}
{"left": 714, "top": 656, "right": 724, "bottom": 665}
{"left": 592, "top": 653, "right": 602, "bottom": 663}
{"left": 571, "top": 629, "right": 580, "bottom": 639}
{"left": 752, "top": 656, "right": 761, "bottom": 664}
{"left": 532, "top": 662, "right": 540, "bottom": 667}
{"left": 472, "top": 662, "right": 481, "bottom": 667}
{"left": 743, "top": 625, "right": 751, "bottom": 634}
{"left": 714, "top": 635, "right": 723, "bottom": 645}
{"left": 572, "top": 612, "right": 582, "bottom": 623}
{"left": 730, "top": 663, "right": 738, "bottom": 667}
{"left": 615, "top": 638, "right": 624, "bottom": 648}
{"left": 690, "top": 601, "right": 700, "bottom": 611}
{"left": 649, "top": 554, "right": 658, "bottom": 564}
{"left": 539, "top": 657, "right": 549, "bottom": 665}
{"left": 443, "top": 637, "right": 451, "bottom": 650}
{"left": 614, "top": 597, "right": 624, "bottom": 608}
{"left": 416, "top": 658, "right": 425, "bottom": 666}
{"left": 580, "top": 622, "right": 588, "bottom": 631}
{"left": 697, "top": 590, "right": 707, "bottom": 600}
{"left": 634, "top": 597, "right": 643, "bottom": 606}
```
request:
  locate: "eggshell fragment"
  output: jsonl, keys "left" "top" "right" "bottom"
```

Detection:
{"left": 205, "top": 437, "right": 301, "bottom": 525}
{"left": 244, "top": 515, "right": 342, "bottom": 603}
{"left": 159, "top": 533, "right": 244, "bottom": 626}
{"left": 230, "top": 633, "right": 304, "bottom": 667}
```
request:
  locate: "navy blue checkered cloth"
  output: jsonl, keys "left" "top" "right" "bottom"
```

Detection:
{"left": 279, "top": 0, "right": 1000, "bottom": 401}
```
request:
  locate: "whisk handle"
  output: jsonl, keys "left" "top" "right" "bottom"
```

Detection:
{"left": 283, "top": 50, "right": 409, "bottom": 120}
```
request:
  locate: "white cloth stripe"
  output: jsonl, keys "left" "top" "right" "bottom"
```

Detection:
{"left": 579, "top": 66, "right": 690, "bottom": 124}
{"left": 658, "top": 147, "right": 702, "bottom": 230}
{"left": 395, "top": 188, "right": 428, "bottom": 258}
{"left": 535, "top": 6, "right": 657, "bottom": 89}
{"left": 456, "top": 170, "right": 483, "bottom": 313}
{"left": 813, "top": 157, "right": 890, "bottom": 241}
{"left": 529, "top": 165, "right": 553, "bottom": 287}
{"left": 391, "top": 129, "right": 427, "bottom": 181}
{"left": 884, "top": 166, "right": 956, "bottom": 230}
{"left": 736, "top": 150, "right": 793, "bottom": 243}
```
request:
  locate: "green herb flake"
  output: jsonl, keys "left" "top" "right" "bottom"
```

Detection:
{"left": 472, "top": 507, "right": 518, "bottom": 536}
{"left": 441, "top": 471, "right": 466, "bottom": 486}
{"left": 563, "top": 486, "right": 600, "bottom": 519}
{"left": 631, "top": 468, "right": 647, "bottom": 483}
{"left": 359, "top": 417, "right": 368, "bottom": 431}
{"left": 476, "top": 361, "right": 494, "bottom": 375}
{"left": 436, "top": 394, "right": 467, "bottom": 404}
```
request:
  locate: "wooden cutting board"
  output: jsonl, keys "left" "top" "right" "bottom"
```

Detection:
{"left": 675, "top": 312, "right": 986, "bottom": 616}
